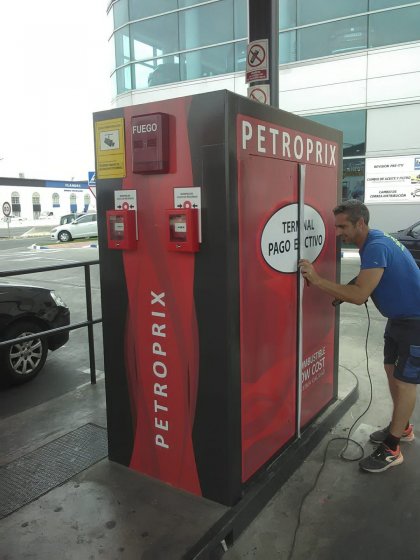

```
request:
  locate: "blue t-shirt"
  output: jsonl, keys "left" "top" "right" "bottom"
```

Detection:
{"left": 359, "top": 229, "right": 420, "bottom": 318}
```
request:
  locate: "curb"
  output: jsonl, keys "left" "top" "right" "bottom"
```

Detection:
{"left": 21, "top": 232, "right": 52, "bottom": 238}
{"left": 29, "top": 243, "right": 98, "bottom": 250}
{"left": 30, "top": 244, "right": 51, "bottom": 250}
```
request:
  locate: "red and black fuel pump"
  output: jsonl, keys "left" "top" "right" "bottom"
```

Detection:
{"left": 94, "top": 90, "right": 342, "bottom": 506}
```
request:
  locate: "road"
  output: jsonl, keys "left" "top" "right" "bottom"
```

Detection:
{"left": 0, "top": 236, "right": 53, "bottom": 250}
{"left": 0, "top": 223, "right": 54, "bottom": 240}
{"left": 0, "top": 235, "right": 104, "bottom": 419}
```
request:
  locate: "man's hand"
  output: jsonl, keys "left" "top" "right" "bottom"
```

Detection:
{"left": 298, "top": 260, "right": 383, "bottom": 305}
{"left": 298, "top": 259, "right": 321, "bottom": 286}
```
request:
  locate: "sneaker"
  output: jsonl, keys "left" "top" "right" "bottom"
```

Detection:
{"left": 369, "top": 423, "right": 414, "bottom": 444}
{"left": 359, "top": 443, "right": 403, "bottom": 473}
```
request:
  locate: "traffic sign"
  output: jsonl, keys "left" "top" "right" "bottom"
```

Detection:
{"left": 88, "top": 171, "right": 96, "bottom": 186}
{"left": 2, "top": 201, "right": 11, "bottom": 217}
{"left": 246, "top": 39, "right": 269, "bottom": 83}
{"left": 248, "top": 84, "right": 270, "bottom": 105}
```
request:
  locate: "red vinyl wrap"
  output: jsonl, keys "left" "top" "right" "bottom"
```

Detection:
{"left": 121, "top": 99, "right": 201, "bottom": 496}
{"left": 237, "top": 114, "right": 338, "bottom": 481}
{"left": 300, "top": 164, "right": 337, "bottom": 426}
{"left": 237, "top": 154, "right": 298, "bottom": 482}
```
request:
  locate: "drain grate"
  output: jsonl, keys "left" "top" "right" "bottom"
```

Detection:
{"left": 0, "top": 423, "right": 108, "bottom": 519}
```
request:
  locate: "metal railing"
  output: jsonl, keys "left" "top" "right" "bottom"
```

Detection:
{"left": 0, "top": 260, "right": 101, "bottom": 384}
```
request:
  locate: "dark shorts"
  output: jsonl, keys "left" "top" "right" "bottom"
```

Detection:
{"left": 384, "top": 318, "right": 420, "bottom": 384}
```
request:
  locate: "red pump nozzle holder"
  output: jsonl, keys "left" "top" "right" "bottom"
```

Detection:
{"left": 166, "top": 208, "right": 199, "bottom": 253}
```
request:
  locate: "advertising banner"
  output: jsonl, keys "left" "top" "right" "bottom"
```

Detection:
{"left": 365, "top": 155, "right": 420, "bottom": 203}
{"left": 237, "top": 114, "right": 339, "bottom": 481}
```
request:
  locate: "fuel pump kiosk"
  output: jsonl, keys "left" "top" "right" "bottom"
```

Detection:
{"left": 94, "top": 91, "right": 342, "bottom": 507}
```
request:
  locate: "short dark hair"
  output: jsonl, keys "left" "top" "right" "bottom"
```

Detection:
{"left": 333, "top": 199, "right": 369, "bottom": 225}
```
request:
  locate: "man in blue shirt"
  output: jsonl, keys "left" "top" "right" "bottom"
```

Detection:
{"left": 299, "top": 199, "right": 420, "bottom": 473}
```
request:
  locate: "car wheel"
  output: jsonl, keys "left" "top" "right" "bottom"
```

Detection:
{"left": 58, "top": 230, "right": 72, "bottom": 242}
{"left": 0, "top": 321, "right": 48, "bottom": 385}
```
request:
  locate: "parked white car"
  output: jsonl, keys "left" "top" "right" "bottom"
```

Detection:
{"left": 50, "top": 213, "right": 97, "bottom": 242}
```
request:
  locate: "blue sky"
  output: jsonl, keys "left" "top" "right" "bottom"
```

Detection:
{"left": 0, "top": 0, "right": 113, "bottom": 181}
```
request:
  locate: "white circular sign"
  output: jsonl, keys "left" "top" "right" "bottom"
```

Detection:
{"left": 2, "top": 201, "right": 11, "bottom": 217}
{"left": 261, "top": 203, "right": 325, "bottom": 273}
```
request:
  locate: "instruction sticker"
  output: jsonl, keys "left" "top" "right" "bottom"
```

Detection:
{"left": 174, "top": 187, "right": 202, "bottom": 242}
{"left": 95, "top": 118, "right": 126, "bottom": 179}
{"left": 261, "top": 203, "right": 325, "bottom": 273}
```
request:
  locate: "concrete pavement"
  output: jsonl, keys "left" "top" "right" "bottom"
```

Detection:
{"left": 2, "top": 255, "right": 419, "bottom": 560}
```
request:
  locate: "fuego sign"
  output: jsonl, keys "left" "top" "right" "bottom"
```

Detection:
{"left": 261, "top": 203, "right": 325, "bottom": 273}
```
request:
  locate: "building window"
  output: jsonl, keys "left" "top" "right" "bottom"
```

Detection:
{"left": 135, "top": 56, "right": 181, "bottom": 89}
{"left": 114, "top": 27, "right": 131, "bottom": 67}
{"left": 307, "top": 110, "right": 367, "bottom": 201}
{"left": 279, "top": 0, "right": 297, "bottom": 30}
{"left": 342, "top": 158, "right": 365, "bottom": 201}
{"left": 297, "top": 0, "right": 368, "bottom": 26}
{"left": 278, "top": 2, "right": 420, "bottom": 64}
{"left": 113, "top": 0, "right": 129, "bottom": 29}
{"left": 178, "top": 0, "right": 215, "bottom": 7}
{"left": 234, "top": 0, "right": 247, "bottom": 39}
{"left": 111, "top": 0, "right": 420, "bottom": 92}
{"left": 11, "top": 192, "right": 20, "bottom": 204}
{"left": 369, "top": 0, "right": 419, "bottom": 8}
{"left": 130, "top": 14, "right": 179, "bottom": 61}
{"left": 307, "top": 110, "right": 366, "bottom": 156}
{"left": 115, "top": 66, "right": 132, "bottom": 92}
{"left": 279, "top": 30, "right": 296, "bottom": 63}
{"left": 128, "top": 0, "right": 178, "bottom": 20}
{"left": 179, "top": 0, "right": 234, "bottom": 51}
{"left": 112, "top": 0, "right": 245, "bottom": 94}
{"left": 235, "top": 40, "right": 247, "bottom": 71}
{"left": 180, "top": 43, "right": 235, "bottom": 80}
{"left": 11, "top": 191, "right": 21, "bottom": 216}
{"left": 297, "top": 16, "right": 368, "bottom": 61}
{"left": 70, "top": 194, "right": 77, "bottom": 213}
{"left": 32, "top": 192, "right": 41, "bottom": 219}
{"left": 52, "top": 193, "right": 60, "bottom": 207}
{"left": 368, "top": 4, "right": 420, "bottom": 48}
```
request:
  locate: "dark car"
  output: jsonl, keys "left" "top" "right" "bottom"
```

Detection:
{"left": 0, "top": 284, "right": 70, "bottom": 386}
{"left": 389, "top": 221, "right": 420, "bottom": 266}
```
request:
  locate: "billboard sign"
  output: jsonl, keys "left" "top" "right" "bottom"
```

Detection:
{"left": 365, "top": 155, "right": 420, "bottom": 203}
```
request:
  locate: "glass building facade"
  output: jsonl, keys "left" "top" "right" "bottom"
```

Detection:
{"left": 110, "top": 0, "right": 248, "bottom": 93}
{"left": 108, "top": 0, "right": 420, "bottom": 206}
{"left": 109, "top": 0, "right": 420, "bottom": 95}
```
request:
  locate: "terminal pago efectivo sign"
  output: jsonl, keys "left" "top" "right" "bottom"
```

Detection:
{"left": 261, "top": 203, "right": 325, "bottom": 273}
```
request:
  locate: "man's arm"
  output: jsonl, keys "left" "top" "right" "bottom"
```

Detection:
{"left": 298, "top": 259, "right": 384, "bottom": 305}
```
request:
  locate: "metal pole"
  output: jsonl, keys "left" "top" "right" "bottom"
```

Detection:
{"left": 296, "top": 164, "right": 306, "bottom": 438}
{"left": 84, "top": 264, "right": 97, "bottom": 384}
{"left": 248, "top": 0, "right": 279, "bottom": 107}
